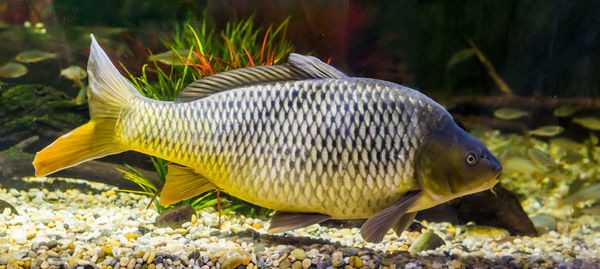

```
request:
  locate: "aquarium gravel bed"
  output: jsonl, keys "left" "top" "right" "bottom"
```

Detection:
{"left": 0, "top": 178, "right": 599, "bottom": 269}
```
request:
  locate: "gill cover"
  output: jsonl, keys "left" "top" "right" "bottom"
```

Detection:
{"left": 415, "top": 120, "right": 502, "bottom": 209}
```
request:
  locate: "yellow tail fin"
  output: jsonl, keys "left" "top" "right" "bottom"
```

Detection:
{"left": 33, "top": 34, "right": 141, "bottom": 176}
{"left": 33, "top": 120, "right": 123, "bottom": 176}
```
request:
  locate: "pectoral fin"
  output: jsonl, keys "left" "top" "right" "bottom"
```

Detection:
{"left": 360, "top": 191, "right": 422, "bottom": 243}
{"left": 159, "top": 166, "right": 216, "bottom": 206}
{"left": 267, "top": 211, "right": 330, "bottom": 234}
{"left": 393, "top": 212, "right": 417, "bottom": 236}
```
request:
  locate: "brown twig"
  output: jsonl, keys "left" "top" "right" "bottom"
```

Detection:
{"left": 451, "top": 95, "right": 600, "bottom": 109}
{"left": 466, "top": 37, "right": 513, "bottom": 96}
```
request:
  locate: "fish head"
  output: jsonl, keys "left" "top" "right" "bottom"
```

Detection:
{"left": 415, "top": 121, "right": 502, "bottom": 208}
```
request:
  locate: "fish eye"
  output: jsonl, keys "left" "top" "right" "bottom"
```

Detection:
{"left": 466, "top": 152, "right": 477, "bottom": 165}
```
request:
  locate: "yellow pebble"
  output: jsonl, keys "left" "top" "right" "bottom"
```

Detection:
{"left": 68, "top": 242, "right": 76, "bottom": 250}
{"left": 124, "top": 232, "right": 139, "bottom": 240}
{"left": 241, "top": 256, "right": 251, "bottom": 265}
{"left": 147, "top": 252, "right": 156, "bottom": 264}
{"left": 174, "top": 228, "right": 187, "bottom": 235}
{"left": 450, "top": 259, "right": 463, "bottom": 268}
{"left": 191, "top": 214, "right": 197, "bottom": 224}
{"left": 101, "top": 244, "right": 113, "bottom": 256}
{"left": 105, "top": 190, "right": 116, "bottom": 196}
{"left": 24, "top": 260, "right": 31, "bottom": 269}
{"left": 252, "top": 223, "right": 261, "bottom": 230}
{"left": 148, "top": 264, "right": 155, "bottom": 269}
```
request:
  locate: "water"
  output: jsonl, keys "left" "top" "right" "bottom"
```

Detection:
{"left": 1, "top": 1, "right": 599, "bottom": 268}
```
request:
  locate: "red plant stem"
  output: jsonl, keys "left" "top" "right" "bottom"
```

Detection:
{"left": 260, "top": 26, "right": 271, "bottom": 64}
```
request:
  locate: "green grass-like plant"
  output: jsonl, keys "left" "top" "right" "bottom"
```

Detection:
{"left": 118, "top": 17, "right": 292, "bottom": 217}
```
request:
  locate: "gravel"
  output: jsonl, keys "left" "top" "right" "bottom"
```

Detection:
{"left": 0, "top": 174, "right": 599, "bottom": 269}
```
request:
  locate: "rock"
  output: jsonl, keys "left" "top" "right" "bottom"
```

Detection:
{"left": 290, "top": 249, "right": 307, "bottom": 260}
{"left": 301, "top": 258, "right": 312, "bottom": 269}
{"left": 331, "top": 251, "right": 344, "bottom": 267}
{"left": 155, "top": 205, "right": 196, "bottom": 228}
{"left": 292, "top": 261, "right": 302, "bottom": 269}
{"left": 530, "top": 213, "right": 557, "bottom": 234}
{"left": 219, "top": 254, "right": 241, "bottom": 269}
{"left": 450, "top": 259, "right": 463, "bottom": 268}
{"left": 46, "top": 192, "right": 59, "bottom": 202}
{"left": 418, "top": 184, "right": 537, "bottom": 236}
{"left": 279, "top": 258, "right": 291, "bottom": 269}
{"left": 408, "top": 231, "right": 446, "bottom": 254}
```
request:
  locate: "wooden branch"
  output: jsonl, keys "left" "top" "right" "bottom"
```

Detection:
{"left": 451, "top": 95, "right": 600, "bottom": 109}
{"left": 453, "top": 115, "right": 528, "bottom": 132}
{"left": 466, "top": 37, "right": 513, "bottom": 96}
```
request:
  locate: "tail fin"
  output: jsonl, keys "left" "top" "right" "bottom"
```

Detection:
{"left": 33, "top": 34, "right": 142, "bottom": 176}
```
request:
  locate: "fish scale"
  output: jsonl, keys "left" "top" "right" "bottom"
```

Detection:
{"left": 117, "top": 78, "right": 445, "bottom": 219}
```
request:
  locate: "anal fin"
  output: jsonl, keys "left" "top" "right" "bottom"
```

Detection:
{"left": 393, "top": 212, "right": 417, "bottom": 236}
{"left": 360, "top": 191, "right": 422, "bottom": 243}
{"left": 159, "top": 166, "right": 216, "bottom": 206}
{"left": 267, "top": 211, "right": 330, "bottom": 234}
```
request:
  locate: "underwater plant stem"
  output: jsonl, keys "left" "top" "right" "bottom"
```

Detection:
{"left": 217, "top": 187, "right": 222, "bottom": 230}
{"left": 146, "top": 185, "right": 163, "bottom": 210}
{"left": 466, "top": 37, "right": 513, "bottom": 96}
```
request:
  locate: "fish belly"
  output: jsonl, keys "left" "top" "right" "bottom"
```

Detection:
{"left": 118, "top": 79, "right": 445, "bottom": 219}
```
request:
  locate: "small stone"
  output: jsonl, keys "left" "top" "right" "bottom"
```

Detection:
{"left": 292, "top": 261, "right": 302, "bottom": 269}
{"left": 279, "top": 258, "right": 291, "bottom": 269}
{"left": 331, "top": 251, "right": 344, "bottom": 267}
{"left": 408, "top": 231, "right": 446, "bottom": 254}
{"left": 290, "top": 249, "right": 307, "bottom": 260}
{"left": 450, "top": 259, "right": 463, "bottom": 268}
{"left": 124, "top": 232, "right": 139, "bottom": 240}
{"left": 404, "top": 262, "right": 417, "bottom": 269}
{"left": 120, "top": 258, "right": 129, "bottom": 267}
{"left": 47, "top": 240, "right": 58, "bottom": 249}
{"left": 147, "top": 253, "right": 155, "bottom": 264}
{"left": 252, "top": 223, "right": 261, "bottom": 229}
{"left": 148, "top": 264, "right": 155, "bottom": 269}
{"left": 349, "top": 256, "right": 362, "bottom": 268}
{"left": 432, "top": 261, "right": 443, "bottom": 269}
{"left": 127, "top": 258, "right": 136, "bottom": 269}
{"left": 26, "top": 230, "right": 37, "bottom": 240}
{"left": 241, "top": 256, "right": 251, "bottom": 265}
{"left": 301, "top": 258, "right": 312, "bottom": 269}
{"left": 46, "top": 192, "right": 59, "bottom": 202}
{"left": 101, "top": 245, "right": 113, "bottom": 256}
{"left": 220, "top": 254, "right": 241, "bottom": 269}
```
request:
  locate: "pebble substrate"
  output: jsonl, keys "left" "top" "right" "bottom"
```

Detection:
{"left": 0, "top": 178, "right": 599, "bottom": 269}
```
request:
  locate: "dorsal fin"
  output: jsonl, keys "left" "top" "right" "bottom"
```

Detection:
{"left": 177, "top": 53, "right": 346, "bottom": 102}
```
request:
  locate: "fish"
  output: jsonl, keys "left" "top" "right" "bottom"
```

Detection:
{"left": 148, "top": 49, "right": 191, "bottom": 65}
{"left": 527, "top": 148, "right": 558, "bottom": 169}
{"left": 15, "top": 50, "right": 57, "bottom": 63}
{"left": 61, "top": 65, "right": 87, "bottom": 81}
{"left": 549, "top": 138, "right": 584, "bottom": 151}
{"left": 561, "top": 151, "right": 584, "bottom": 164}
{"left": 527, "top": 125, "right": 564, "bottom": 137}
{"left": 0, "top": 62, "right": 28, "bottom": 78}
{"left": 581, "top": 203, "right": 600, "bottom": 215}
{"left": 33, "top": 34, "right": 502, "bottom": 243}
{"left": 61, "top": 65, "right": 88, "bottom": 88}
{"left": 573, "top": 117, "right": 600, "bottom": 131}
{"left": 565, "top": 183, "right": 600, "bottom": 204}
{"left": 493, "top": 108, "right": 528, "bottom": 120}
{"left": 553, "top": 105, "right": 580, "bottom": 117}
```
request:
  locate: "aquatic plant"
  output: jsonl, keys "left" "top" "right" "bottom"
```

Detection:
{"left": 119, "top": 17, "right": 292, "bottom": 216}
